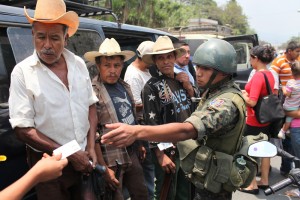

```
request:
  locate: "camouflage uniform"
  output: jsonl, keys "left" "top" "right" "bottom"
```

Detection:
{"left": 185, "top": 80, "right": 242, "bottom": 200}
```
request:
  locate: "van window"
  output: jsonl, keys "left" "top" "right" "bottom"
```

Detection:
{"left": 67, "top": 30, "right": 102, "bottom": 58}
{"left": 0, "top": 45, "right": 9, "bottom": 104}
{"left": 231, "top": 42, "right": 252, "bottom": 71}
{"left": 8, "top": 27, "right": 103, "bottom": 61}
{"left": 7, "top": 27, "right": 33, "bottom": 64}
{"left": 185, "top": 39, "right": 207, "bottom": 57}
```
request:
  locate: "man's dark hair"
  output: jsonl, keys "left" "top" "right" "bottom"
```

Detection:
{"left": 286, "top": 40, "right": 300, "bottom": 52}
{"left": 173, "top": 41, "right": 189, "bottom": 49}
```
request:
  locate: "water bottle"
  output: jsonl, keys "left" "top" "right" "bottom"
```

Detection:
{"left": 236, "top": 156, "right": 246, "bottom": 172}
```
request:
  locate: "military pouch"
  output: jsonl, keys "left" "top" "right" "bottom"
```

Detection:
{"left": 177, "top": 139, "right": 213, "bottom": 189}
{"left": 178, "top": 139, "right": 201, "bottom": 174}
{"left": 193, "top": 145, "right": 214, "bottom": 177}
{"left": 223, "top": 155, "right": 255, "bottom": 192}
{"left": 222, "top": 133, "right": 267, "bottom": 192}
{"left": 204, "top": 151, "right": 233, "bottom": 193}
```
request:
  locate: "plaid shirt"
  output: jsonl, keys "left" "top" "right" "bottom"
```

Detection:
{"left": 92, "top": 75, "right": 137, "bottom": 167}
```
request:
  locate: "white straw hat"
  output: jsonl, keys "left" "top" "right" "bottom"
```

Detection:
{"left": 84, "top": 38, "right": 135, "bottom": 64}
{"left": 142, "top": 36, "right": 186, "bottom": 64}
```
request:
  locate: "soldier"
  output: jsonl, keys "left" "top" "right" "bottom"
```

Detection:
{"left": 101, "top": 39, "right": 247, "bottom": 200}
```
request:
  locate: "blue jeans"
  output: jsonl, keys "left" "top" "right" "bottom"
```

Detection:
{"left": 142, "top": 142, "right": 155, "bottom": 200}
{"left": 290, "top": 128, "right": 300, "bottom": 168}
{"left": 280, "top": 136, "right": 294, "bottom": 173}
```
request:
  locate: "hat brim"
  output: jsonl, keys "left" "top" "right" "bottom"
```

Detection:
{"left": 142, "top": 48, "right": 186, "bottom": 64}
{"left": 84, "top": 50, "right": 136, "bottom": 64}
{"left": 24, "top": 7, "right": 79, "bottom": 37}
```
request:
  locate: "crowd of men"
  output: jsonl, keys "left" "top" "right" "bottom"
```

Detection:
{"left": 3, "top": 0, "right": 300, "bottom": 200}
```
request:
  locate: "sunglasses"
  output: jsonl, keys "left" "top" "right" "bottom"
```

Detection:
{"left": 250, "top": 54, "right": 257, "bottom": 59}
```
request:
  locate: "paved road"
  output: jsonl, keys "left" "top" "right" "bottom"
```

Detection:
{"left": 233, "top": 156, "right": 297, "bottom": 200}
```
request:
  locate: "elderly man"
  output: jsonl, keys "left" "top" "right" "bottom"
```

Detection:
{"left": 8, "top": 0, "right": 98, "bottom": 199}
{"left": 84, "top": 38, "right": 148, "bottom": 200}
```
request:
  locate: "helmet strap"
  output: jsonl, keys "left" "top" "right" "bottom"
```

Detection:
{"left": 204, "top": 70, "right": 218, "bottom": 89}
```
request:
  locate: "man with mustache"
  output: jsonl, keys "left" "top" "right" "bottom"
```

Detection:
{"left": 8, "top": 0, "right": 98, "bottom": 199}
{"left": 84, "top": 38, "right": 148, "bottom": 200}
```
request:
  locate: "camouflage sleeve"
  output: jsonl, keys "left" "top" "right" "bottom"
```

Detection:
{"left": 185, "top": 97, "right": 238, "bottom": 140}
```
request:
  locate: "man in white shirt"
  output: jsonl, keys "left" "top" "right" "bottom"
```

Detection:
{"left": 124, "top": 41, "right": 154, "bottom": 123}
{"left": 124, "top": 41, "right": 155, "bottom": 199}
{"left": 8, "top": 0, "right": 98, "bottom": 199}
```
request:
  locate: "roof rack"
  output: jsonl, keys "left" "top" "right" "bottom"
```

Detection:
{"left": 158, "top": 24, "right": 232, "bottom": 38}
{"left": 1, "top": 0, "right": 119, "bottom": 22}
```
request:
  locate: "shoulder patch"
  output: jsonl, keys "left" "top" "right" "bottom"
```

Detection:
{"left": 209, "top": 98, "right": 225, "bottom": 108}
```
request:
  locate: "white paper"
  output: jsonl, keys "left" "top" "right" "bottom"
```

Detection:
{"left": 157, "top": 142, "right": 173, "bottom": 151}
{"left": 53, "top": 140, "right": 81, "bottom": 160}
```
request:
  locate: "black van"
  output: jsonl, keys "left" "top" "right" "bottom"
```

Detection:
{"left": 0, "top": 2, "right": 177, "bottom": 199}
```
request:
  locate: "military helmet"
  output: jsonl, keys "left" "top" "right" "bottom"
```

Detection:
{"left": 192, "top": 39, "right": 237, "bottom": 74}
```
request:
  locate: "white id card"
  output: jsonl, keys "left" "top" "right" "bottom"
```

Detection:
{"left": 157, "top": 142, "right": 173, "bottom": 151}
{"left": 53, "top": 140, "right": 81, "bottom": 160}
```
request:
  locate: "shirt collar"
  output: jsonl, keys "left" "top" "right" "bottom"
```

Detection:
{"left": 174, "top": 63, "right": 189, "bottom": 71}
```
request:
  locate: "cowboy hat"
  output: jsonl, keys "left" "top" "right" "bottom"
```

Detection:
{"left": 84, "top": 38, "right": 135, "bottom": 63}
{"left": 24, "top": 0, "right": 79, "bottom": 37}
{"left": 142, "top": 36, "right": 186, "bottom": 64}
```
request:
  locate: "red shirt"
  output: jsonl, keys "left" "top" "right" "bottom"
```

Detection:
{"left": 245, "top": 71, "right": 275, "bottom": 127}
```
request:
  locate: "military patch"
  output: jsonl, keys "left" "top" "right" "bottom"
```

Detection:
{"left": 209, "top": 98, "right": 224, "bottom": 108}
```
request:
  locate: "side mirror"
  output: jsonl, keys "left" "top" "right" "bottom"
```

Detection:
{"left": 248, "top": 141, "right": 277, "bottom": 157}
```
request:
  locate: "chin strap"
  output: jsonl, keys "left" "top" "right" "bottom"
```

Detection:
{"left": 209, "top": 75, "right": 232, "bottom": 91}
{"left": 200, "top": 70, "right": 232, "bottom": 96}
{"left": 203, "top": 70, "right": 218, "bottom": 90}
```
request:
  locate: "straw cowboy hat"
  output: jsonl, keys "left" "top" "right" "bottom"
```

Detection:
{"left": 24, "top": 0, "right": 79, "bottom": 37}
{"left": 84, "top": 38, "right": 135, "bottom": 64}
{"left": 142, "top": 36, "right": 186, "bottom": 64}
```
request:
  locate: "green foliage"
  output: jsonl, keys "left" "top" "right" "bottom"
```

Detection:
{"left": 222, "top": 0, "right": 248, "bottom": 35}
{"left": 90, "top": 0, "right": 250, "bottom": 36}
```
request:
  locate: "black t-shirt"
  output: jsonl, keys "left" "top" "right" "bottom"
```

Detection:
{"left": 104, "top": 82, "right": 136, "bottom": 125}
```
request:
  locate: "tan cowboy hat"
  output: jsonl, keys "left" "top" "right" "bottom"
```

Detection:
{"left": 84, "top": 38, "right": 135, "bottom": 64}
{"left": 142, "top": 36, "right": 186, "bottom": 64}
{"left": 24, "top": 0, "right": 79, "bottom": 37}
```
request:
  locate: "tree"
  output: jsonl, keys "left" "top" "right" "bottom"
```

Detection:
{"left": 90, "top": 0, "right": 250, "bottom": 36}
{"left": 222, "top": 0, "right": 248, "bottom": 35}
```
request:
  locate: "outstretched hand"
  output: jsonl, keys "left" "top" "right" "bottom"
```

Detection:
{"left": 101, "top": 123, "right": 137, "bottom": 147}
{"left": 34, "top": 153, "right": 68, "bottom": 183}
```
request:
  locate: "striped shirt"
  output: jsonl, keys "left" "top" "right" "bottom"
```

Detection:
{"left": 271, "top": 54, "right": 300, "bottom": 86}
{"left": 283, "top": 79, "right": 300, "bottom": 110}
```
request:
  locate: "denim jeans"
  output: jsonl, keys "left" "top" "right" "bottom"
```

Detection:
{"left": 280, "top": 136, "right": 294, "bottom": 173}
{"left": 142, "top": 143, "right": 155, "bottom": 200}
{"left": 290, "top": 128, "right": 300, "bottom": 168}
